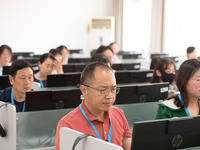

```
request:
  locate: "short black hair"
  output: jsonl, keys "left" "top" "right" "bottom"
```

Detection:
{"left": 186, "top": 46, "right": 196, "bottom": 54}
{"left": 90, "top": 53, "right": 111, "bottom": 66}
{"left": 81, "top": 62, "right": 113, "bottom": 85}
{"left": 0, "top": 45, "right": 12, "bottom": 56}
{"left": 56, "top": 45, "right": 70, "bottom": 53}
{"left": 9, "top": 60, "right": 33, "bottom": 78}
{"left": 96, "top": 45, "right": 113, "bottom": 54}
{"left": 49, "top": 49, "right": 62, "bottom": 56}
{"left": 39, "top": 53, "right": 56, "bottom": 64}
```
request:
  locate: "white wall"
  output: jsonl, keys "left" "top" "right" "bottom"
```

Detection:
{"left": 0, "top": 0, "right": 113, "bottom": 54}
{"left": 123, "top": 0, "right": 152, "bottom": 58}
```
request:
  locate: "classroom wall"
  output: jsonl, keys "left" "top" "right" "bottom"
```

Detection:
{"left": 0, "top": 0, "right": 113, "bottom": 54}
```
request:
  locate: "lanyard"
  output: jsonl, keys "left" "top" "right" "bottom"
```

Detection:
{"left": 0, "top": 66, "right": 2, "bottom": 73}
{"left": 80, "top": 104, "right": 111, "bottom": 142}
{"left": 11, "top": 87, "right": 25, "bottom": 112}
{"left": 178, "top": 93, "right": 200, "bottom": 116}
{"left": 38, "top": 72, "right": 44, "bottom": 88}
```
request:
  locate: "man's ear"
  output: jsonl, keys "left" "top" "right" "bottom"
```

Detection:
{"left": 9, "top": 75, "right": 14, "bottom": 86}
{"left": 80, "top": 85, "right": 87, "bottom": 97}
{"left": 38, "top": 62, "right": 41, "bottom": 68}
{"left": 156, "top": 70, "right": 162, "bottom": 77}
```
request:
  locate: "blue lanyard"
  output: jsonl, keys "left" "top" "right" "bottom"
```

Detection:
{"left": 178, "top": 93, "right": 200, "bottom": 116}
{"left": 80, "top": 104, "right": 111, "bottom": 142}
{"left": 11, "top": 87, "right": 25, "bottom": 112}
{"left": 38, "top": 72, "right": 44, "bottom": 88}
{"left": 0, "top": 66, "right": 2, "bottom": 73}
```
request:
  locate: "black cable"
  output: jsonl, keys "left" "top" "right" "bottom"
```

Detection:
{"left": 72, "top": 134, "right": 93, "bottom": 150}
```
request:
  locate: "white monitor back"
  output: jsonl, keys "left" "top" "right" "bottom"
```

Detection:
{"left": 60, "top": 127, "right": 123, "bottom": 150}
{"left": 0, "top": 101, "right": 16, "bottom": 150}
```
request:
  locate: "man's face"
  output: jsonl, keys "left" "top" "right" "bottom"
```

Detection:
{"left": 81, "top": 68, "right": 116, "bottom": 114}
{"left": 10, "top": 67, "right": 33, "bottom": 94}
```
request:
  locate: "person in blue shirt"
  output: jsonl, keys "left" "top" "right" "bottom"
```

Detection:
{"left": 0, "top": 60, "right": 33, "bottom": 112}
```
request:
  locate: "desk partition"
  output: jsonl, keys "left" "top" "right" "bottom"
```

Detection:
{"left": 1, "top": 101, "right": 199, "bottom": 150}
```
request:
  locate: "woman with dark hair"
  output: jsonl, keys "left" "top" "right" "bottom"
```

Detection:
{"left": 156, "top": 59, "right": 200, "bottom": 119}
{"left": 49, "top": 49, "right": 64, "bottom": 74}
{"left": 34, "top": 53, "right": 56, "bottom": 88}
{"left": 150, "top": 58, "right": 177, "bottom": 91}
{"left": 56, "top": 45, "right": 70, "bottom": 64}
{"left": 0, "top": 45, "right": 13, "bottom": 75}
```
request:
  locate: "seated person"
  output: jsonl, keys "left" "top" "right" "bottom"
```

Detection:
{"left": 96, "top": 45, "right": 114, "bottom": 66}
{"left": 0, "top": 60, "right": 33, "bottom": 112}
{"left": 109, "top": 42, "right": 120, "bottom": 63}
{"left": 34, "top": 53, "right": 56, "bottom": 88}
{"left": 0, "top": 45, "right": 13, "bottom": 75}
{"left": 150, "top": 58, "right": 177, "bottom": 92}
{"left": 156, "top": 59, "right": 200, "bottom": 119}
{"left": 49, "top": 49, "right": 64, "bottom": 74}
{"left": 55, "top": 62, "right": 132, "bottom": 150}
{"left": 186, "top": 46, "right": 198, "bottom": 59}
{"left": 90, "top": 53, "right": 111, "bottom": 67}
{"left": 56, "top": 45, "right": 70, "bottom": 64}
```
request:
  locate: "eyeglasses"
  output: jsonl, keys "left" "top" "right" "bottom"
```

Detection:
{"left": 84, "top": 85, "right": 120, "bottom": 96}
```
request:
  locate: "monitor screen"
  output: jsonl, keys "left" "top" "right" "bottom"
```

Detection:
{"left": 0, "top": 75, "right": 11, "bottom": 90}
{"left": 112, "top": 63, "right": 141, "bottom": 71}
{"left": 3, "top": 66, "right": 10, "bottom": 75}
{"left": 46, "top": 73, "right": 81, "bottom": 87}
{"left": 68, "top": 58, "right": 90, "bottom": 63}
{"left": 115, "top": 82, "right": 169, "bottom": 104}
{"left": 115, "top": 70, "right": 153, "bottom": 83}
{"left": 131, "top": 116, "right": 200, "bottom": 150}
{"left": 63, "top": 63, "right": 87, "bottom": 73}
{"left": 25, "top": 89, "right": 82, "bottom": 111}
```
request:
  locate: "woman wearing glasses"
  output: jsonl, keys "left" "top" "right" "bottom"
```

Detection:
{"left": 55, "top": 62, "right": 132, "bottom": 150}
{"left": 156, "top": 59, "right": 200, "bottom": 119}
{"left": 34, "top": 53, "right": 56, "bottom": 88}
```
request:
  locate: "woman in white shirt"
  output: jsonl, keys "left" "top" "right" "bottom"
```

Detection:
{"left": 0, "top": 45, "right": 12, "bottom": 75}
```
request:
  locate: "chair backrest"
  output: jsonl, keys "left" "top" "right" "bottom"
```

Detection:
{"left": 60, "top": 127, "right": 123, "bottom": 150}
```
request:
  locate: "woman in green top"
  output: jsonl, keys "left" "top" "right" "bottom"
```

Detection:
{"left": 156, "top": 59, "right": 200, "bottom": 119}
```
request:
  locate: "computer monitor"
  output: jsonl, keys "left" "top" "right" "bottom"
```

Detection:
{"left": 121, "top": 53, "right": 142, "bottom": 59}
{"left": 115, "top": 82, "right": 169, "bottom": 104}
{"left": 2, "top": 66, "right": 10, "bottom": 75}
{"left": 12, "top": 52, "right": 34, "bottom": 61}
{"left": 150, "top": 53, "right": 169, "bottom": 59}
{"left": 68, "top": 58, "right": 90, "bottom": 63}
{"left": 112, "top": 63, "right": 141, "bottom": 71}
{"left": 115, "top": 70, "right": 153, "bottom": 83}
{"left": 63, "top": 63, "right": 87, "bottom": 73}
{"left": 131, "top": 116, "right": 200, "bottom": 150}
{"left": 25, "top": 89, "right": 82, "bottom": 111}
{"left": 150, "top": 56, "right": 179, "bottom": 69}
{"left": 0, "top": 75, "right": 11, "bottom": 90}
{"left": 46, "top": 73, "right": 81, "bottom": 87}
{"left": 62, "top": 64, "right": 75, "bottom": 73}
{"left": 69, "top": 49, "right": 83, "bottom": 54}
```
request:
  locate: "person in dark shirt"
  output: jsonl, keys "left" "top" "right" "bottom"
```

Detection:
{"left": 0, "top": 60, "right": 33, "bottom": 112}
{"left": 34, "top": 53, "right": 56, "bottom": 88}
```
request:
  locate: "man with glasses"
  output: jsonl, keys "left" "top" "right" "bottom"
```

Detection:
{"left": 55, "top": 62, "right": 132, "bottom": 150}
